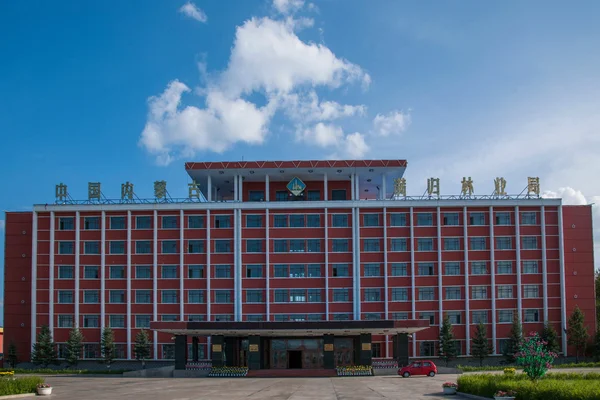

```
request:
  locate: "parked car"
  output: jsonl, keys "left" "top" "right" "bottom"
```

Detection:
{"left": 398, "top": 360, "right": 437, "bottom": 377}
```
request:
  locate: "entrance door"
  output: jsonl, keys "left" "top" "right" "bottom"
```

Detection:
{"left": 287, "top": 350, "right": 303, "bottom": 369}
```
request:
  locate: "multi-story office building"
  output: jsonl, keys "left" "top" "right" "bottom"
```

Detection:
{"left": 3, "top": 159, "right": 596, "bottom": 369}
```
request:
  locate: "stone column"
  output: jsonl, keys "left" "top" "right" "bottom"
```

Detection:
{"left": 174, "top": 335, "right": 188, "bottom": 370}
{"left": 359, "top": 333, "right": 372, "bottom": 365}
{"left": 323, "top": 334, "right": 335, "bottom": 369}
{"left": 192, "top": 337, "right": 199, "bottom": 362}
{"left": 395, "top": 333, "right": 409, "bottom": 367}
{"left": 211, "top": 335, "right": 225, "bottom": 367}
{"left": 248, "top": 336, "right": 261, "bottom": 370}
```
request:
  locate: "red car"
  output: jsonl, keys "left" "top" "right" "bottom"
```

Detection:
{"left": 398, "top": 360, "right": 438, "bottom": 377}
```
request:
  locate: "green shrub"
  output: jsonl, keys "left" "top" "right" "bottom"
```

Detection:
{"left": 0, "top": 368, "right": 130, "bottom": 375}
{"left": 0, "top": 376, "right": 45, "bottom": 396}
{"left": 457, "top": 361, "right": 600, "bottom": 372}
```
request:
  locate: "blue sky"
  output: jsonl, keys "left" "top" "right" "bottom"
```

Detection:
{"left": 1, "top": 0, "right": 599, "bottom": 324}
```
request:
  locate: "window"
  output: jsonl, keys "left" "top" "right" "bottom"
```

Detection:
{"left": 110, "top": 265, "right": 125, "bottom": 279}
{"left": 416, "top": 213, "right": 433, "bottom": 226}
{"left": 470, "top": 237, "right": 486, "bottom": 250}
{"left": 246, "top": 264, "right": 263, "bottom": 278}
{"left": 445, "top": 262, "right": 460, "bottom": 276}
{"left": 274, "top": 215, "right": 288, "bottom": 227}
{"left": 290, "top": 215, "right": 305, "bottom": 228}
{"left": 333, "top": 289, "right": 349, "bottom": 302}
{"left": 496, "top": 237, "right": 512, "bottom": 250}
{"left": 214, "top": 315, "right": 232, "bottom": 322}
{"left": 364, "top": 289, "right": 381, "bottom": 302}
{"left": 136, "top": 241, "right": 151, "bottom": 254}
{"left": 58, "top": 290, "right": 73, "bottom": 304}
{"left": 332, "top": 264, "right": 349, "bottom": 277}
{"left": 363, "top": 214, "right": 379, "bottom": 226}
{"left": 333, "top": 239, "right": 349, "bottom": 252}
{"left": 188, "top": 290, "right": 205, "bottom": 303}
{"left": 188, "top": 215, "right": 204, "bottom": 229}
{"left": 308, "top": 289, "right": 321, "bottom": 302}
{"left": 363, "top": 239, "right": 380, "bottom": 252}
{"left": 498, "top": 286, "right": 513, "bottom": 299}
{"left": 522, "top": 212, "right": 537, "bottom": 225}
{"left": 188, "top": 265, "right": 204, "bottom": 278}
{"left": 523, "top": 260, "right": 539, "bottom": 274}
{"left": 246, "top": 239, "right": 263, "bottom": 253}
{"left": 524, "top": 309, "right": 540, "bottom": 322}
{"left": 214, "top": 215, "right": 231, "bottom": 228}
{"left": 246, "top": 315, "right": 263, "bottom": 322}
{"left": 498, "top": 310, "right": 514, "bottom": 323}
{"left": 392, "top": 288, "right": 408, "bottom": 301}
{"left": 290, "top": 239, "right": 305, "bottom": 252}
{"left": 248, "top": 190, "right": 265, "bottom": 201}
{"left": 161, "top": 240, "right": 177, "bottom": 254}
{"left": 110, "top": 241, "right": 125, "bottom": 254}
{"left": 332, "top": 214, "right": 348, "bottom": 227}
{"left": 364, "top": 263, "right": 381, "bottom": 277}
{"left": 59, "top": 241, "right": 75, "bottom": 254}
{"left": 307, "top": 264, "right": 321, "bottom": 277}
{"left": 495, "top": 212, "right": 511, "bottom": 225}
{"left": 83, "top": 315, "right": 99, "bottom": 328}
{"left": 420, "top": 341, "right": 435, "bottom": 357}
{"left": 444, "top": 238, "right": 460, "bottom": 251}
{"left": 84, "top": 344, "right": 100, "bottom": 358}
{"left": 84, "top": 265, "right": 99, "bottom": 279}
{"left": 83, "top": 290, "right": 99, "bottom": 303}
{"left": 109, "top": 290, "right": 125, "bottom": 303}
{"left": 446, "top": 287, "right": 461, "bottom": 300}
{"left": 136, "top": 315, "right": 151, "bottom": 328}
{"left": 246, "top": 215, "right": 263, "bottom": 228}
{"left": 419, "top": 288, "right": 435, "bottom": 301}
{"left": 162, "top": 265, "right": 178, "bottom": 279}
{"left": 290, "top": 264, "right": 305, "bottom": 277}
{"left": 110, "top": 216, "right": 125, "bottom": 229}
{"left": 469, "top": 212, "right": 485, "bottom": 225}
{"left": 417, "top": 238, "right": 433, "bottom": 251}
{"left": 472, "top": 286, "right": 487, "bottom": 299}
{"left": 215, "top": 290, "right": 231, "bottom": 303}
{"left": 215, "top": 265, "right": 231, "bottom": 278}
{"left": 243, "top": 289, "right": 262, "bottom": 303}
{"left": 471, "top": 261, "right": 487, "bottom": 275}
{"left": 390, "top": 213, "right": 407, "bottom": 227}
{"left": 391, "top": 263, "right": 408, "bottom": 276}
{"left": 333, "top": 313, "right": 351, "bottom": 320}
{"left": 331, "top": 189, "right": 346, "bottom": 200}
{"left": 136, "top": 216, "right": 151, "bottom": 229}
{"left": 188, "top": 315, "right": 205, "bottom": 322}
{"left": 391, "top": 238, "right": 407, "bottom": 251}
{"left": 418, "top": 263, "right": 435, "bottom": 276}
{"left": 188, "top": 240, "right": 204, "bottom": 253}
{"left": 523, "top": 285, "right": 539, "bottom": 298}
{"left": 306, "top": 214, "right": 320, "bottom": 227}
{"left": 307, "top": 240, "right": 321, "bottom": 252}
{"left": 162, "top": 216, "right": 178, "bottom": 229}
{"left": 136, "top": 290, "right": 151, "bottom": 303}
{"left": 215, "top": 240, "right": 231, "bottom": 253}
{"left": 472, "top": 311, "right": 488, "bottom": 324}
{"left": 420, "top": 312, "right": 435, "bottom": 325}
{"left": 58, "top": 266, "right": 74, "bottom": 279}
{"left": 497, "top": 261, "right": 512, "bottom": 274}
{"left": 443, "top": 213, "right": 460, "bottom": 226}
{"left": 274, "top": 289, "right": 288, "bottom": 303}
{"left": 364, "top": 313, "right": 382, "bottom": 321}
{"left": 371, "top": 343, "right": 382, "bottom": 358}
{"left": 136, "top": 265, "right": 151, "bottom": 279}
{"left": 84, "top": 217, "right": 100, "bottom": 230}
{"left": 162, "top": 290, "right": 178, "bottom": 303}
{"left": 58, "top": 217, "right": 74, "bottom": 230}
{"left": 307, "top": 190, "right": 320, "bottom": 201}
{"left": 275, "top": 191, "right": 288, "bottom": 201}
{"left": 447, "top": 311, "right": 461, "bottom": 324}
{"left": 290, "top": 289, "right": 306, "bottom": 303}
{"left": 109, "top": 315, "right": 125, "bottom": 328}
{"left": 274, "top": 264, "right": 288, "bottom": 277}
{"left": 522, "top": 237, "right": 538, "bottom": 250}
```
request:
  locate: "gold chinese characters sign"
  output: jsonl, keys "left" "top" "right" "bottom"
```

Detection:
{"left": 249, "top": 344, "right": 259, "bottom": 352}
{"left": 212, "top": 344, "right": 222, "bottom": 353}
{"left": 361, "top": 343, "right": 371, "bottom": 351}
{"left": 324, "top": 343, "right": 334, "bottom": 351}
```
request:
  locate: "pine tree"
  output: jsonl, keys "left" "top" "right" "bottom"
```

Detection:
{"left": 65, "top": 327, "right": 85, "bottom": 367}
{"left": 134, "top": 330, "right": 152, "bottom": 369}
{"left": 31, "top": 325, "right": 58, "bottom": 367}
{"left": 471, "top": 322, "right": 491, "bottom": 367}
{"left": 567, "top": 306, "right": 589, "bottom": 363}
{"left": 540, "top": 322, "right": 560, "bottom": 354}
{"left": 593, "top": 328, "right": 600, "bottom": 362}
{"left": 439, "top": 316, "right": 457, "bottom": 367}
{"left": 7, "top": 342, "right": 18, "bottom": 368}
{"left": 100, "top": 327, "right": 115, "bottom": 367}
{"left": 504, "top": 315, "right": 523, "bottom": 363}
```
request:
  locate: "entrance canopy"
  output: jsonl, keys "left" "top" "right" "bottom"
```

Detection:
{"left": 151, "top": 320, "right": 430, "bottom": 337}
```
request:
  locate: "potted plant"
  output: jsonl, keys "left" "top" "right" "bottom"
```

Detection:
{"left": 494, "top": 390, "right": 516, "bottom": 400}
{"left": 442, "top": 382, "right": 458, "bottom": 395}
{"left": 37, "top": 383, "right": 53, "bottom": 396}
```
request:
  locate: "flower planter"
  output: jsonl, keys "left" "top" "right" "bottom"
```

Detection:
{"left": 37, "top": 387, "right": 53, "bottom": 396}
{"left": 443, "top": 387, "right": 457, "bottom": 395}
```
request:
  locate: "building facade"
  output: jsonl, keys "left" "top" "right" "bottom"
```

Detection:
{"left": 3, "top": 159, "right": 596, "bottom": 364}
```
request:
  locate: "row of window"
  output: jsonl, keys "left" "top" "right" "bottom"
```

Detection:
{"left": 57, "top": 289, "right": 213, "bottom": 304}
{"left": 362, "top": 285, "right": 542, "bottom": 302}
{"left": 55, "top": 343, "right": 206, "bottom": 360}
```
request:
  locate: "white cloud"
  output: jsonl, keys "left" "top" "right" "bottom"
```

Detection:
{"left": 372, "top": 110, "right": 411, "bottom": 136}
{"left": 0, "top": 220, "right": 5, "bottom": 231}
{"left": 298, "top": 123, "right": 369, "bottom": 159}
{"left": 343, "top": 132, "right": 369, "bottom": 158}
{"left": 280, "top": 91, "right": 366, "bottom": 122}
{"left": 542, "top": 187, "right": 588, "bottom": 205}
{"left": 179, "top": 1, "right": 207, "bottom": 23}
{"left": 273, "top": 0, "right": 304, "bottom": 15}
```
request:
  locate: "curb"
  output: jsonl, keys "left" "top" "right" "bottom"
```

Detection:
{"left": 0, "top": 394, "right": 36, "bottom": 399}
{"left": 457, "top": 392, "right": 491, "bottom": 400}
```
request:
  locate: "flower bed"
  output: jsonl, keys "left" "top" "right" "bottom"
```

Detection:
{"left": 372, "top": 359, "right": 398, "bottom": 369}
{"left": 0, "top": 376, "right": 45, "bottom": 396}
{"left": 208, "top": 366, "right": 248, "bottom": 377}
{"left": 0, "top": 371, "right": 15, "bottom": 377}
{"left": 336, "top": 365, "right": 373, "bottom": 376}
{"left": 186, "top": 361, "right": 212, "bottom": 370}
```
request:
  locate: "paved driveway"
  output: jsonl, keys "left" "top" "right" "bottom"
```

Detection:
{"left": 44, "top": 374, "right": 466, "bottom": 399}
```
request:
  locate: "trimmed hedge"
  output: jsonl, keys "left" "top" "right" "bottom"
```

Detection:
{"left": 0, "top": 376, "right": 45, "bottom": 396}
{"left": 458, "top": 373, "right": 600, "bottom": 400}
{"left": 0, "top": 368, "right": 130, "bottom": 375}
{"left": 458, "top": 361, "right": 600, "bottom": 372}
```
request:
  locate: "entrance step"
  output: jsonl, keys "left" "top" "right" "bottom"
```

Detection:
{"left": 246, "top": 369, "right": 337, "bottom": 378}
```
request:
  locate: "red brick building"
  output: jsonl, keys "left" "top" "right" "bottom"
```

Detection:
{"left": 3, "top": 159, "right": 596, "bottom": 366}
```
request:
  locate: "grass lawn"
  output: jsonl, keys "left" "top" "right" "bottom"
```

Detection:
{"left": 0, "top": 376, "right": 45, "bottom": 396}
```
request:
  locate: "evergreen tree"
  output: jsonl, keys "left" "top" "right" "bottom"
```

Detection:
{"left": 31, "top": 325, "right": 58, "bottom": 367}
{"left": 504, "top": 315, "right": 523, "bottom": 363}
{"left": 540, "top": 322, "right": 560, "bottom": 354}
{"left": 65, "top": 327, "right": 85, "bottom": 367}
{"left": 595, "top": 270, "right": 600, "bottom": 325}
{"left": 7, "top": 342, "right": 18, "bottom": 368}
{"left": 593, "top": 329, "right": 600, "bottom": 362}
{"left": 100, "top": 327, "right": 115, "bottom": 367}
{"left": 471, "top": 322, "right": 491, "bottom": 367}
{"left": 567, "top": 306, "right": 589, "bottom": 363}
{"left": 134, "top": 330, "right": 151, "bottom": 369}
{"left": 439, "top": 316, "right": 457, "bottom": 367}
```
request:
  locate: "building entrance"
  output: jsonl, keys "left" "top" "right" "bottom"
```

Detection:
{"left": 287, "top": 350, "right": 302, "bottom": 369}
